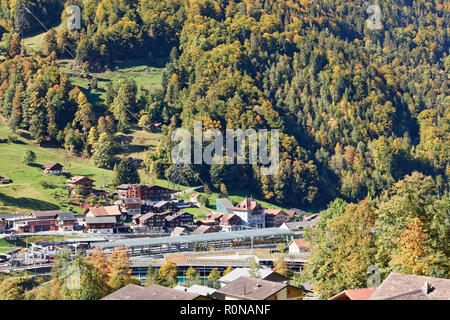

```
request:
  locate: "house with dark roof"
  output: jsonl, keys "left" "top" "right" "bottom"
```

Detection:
{"left": 101, "top": 284, "right": 208, "bottom": 300}
{"left": 191, "top": 225, "right": 218, "bottom": 234}
{"left": 85, "top": 216, "right": 117, "bottom": 234}
{"left": 67, "top": 176, "right": 95, "bottom": 194}
{"left": 116, "top": 184, "right": 175, "bottom": 201}
{"left": 164, "top": 211, "right": 195, "bottom": 230}
{"left": 217, "top": 276, "right": 304, "bottom": 300}
{"left": 232, "top": 198, "right": 265, "bottom": 229}
{"left": 120, "top": 198, "right": 142, "bottom": 215}
{"left": 43, "top": 162, "right": 64, "bottom": 175}
{"left": 265, "top": 209, "right": 288, "bottom": 228}
{"left": 55, "top": 212, "right": 76, "bottom": 231}
{"left": 285, "top": 208, "right": 307, "bottom": 221}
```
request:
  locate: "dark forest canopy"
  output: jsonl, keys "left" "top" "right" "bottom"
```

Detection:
{"left": 0, "top": 0, "right": 448, "bottom": 208}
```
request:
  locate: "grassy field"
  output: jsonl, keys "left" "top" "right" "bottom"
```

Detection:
{"left": 58, "top": 58, "right": 164, "bottom": 106}
{"left": 115, "top": 125, "right": 161, "bottom": 161}
{"left": 0, "top": 121, "right": 114, "bottom": 214}
{"left": 0, "top": 238, "right": 18, "bottom": 253}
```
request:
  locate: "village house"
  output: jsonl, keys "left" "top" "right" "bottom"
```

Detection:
{"left": 164, "top": 211, "right": 195, "bottom": 230}
{"left": 43, "top": 162, "right": 64, "bottom": 175}
{"left": 218, "top": 268, "right": 290, "bottom": 288}
{"left": 101, "top": 284, "right": 207, "bottom": 300}
{"left": 15, "top": 210, "right": 61, "bottom": 233}
{"left": 0, "top": 176, "right": 11, "bottom": 184}
{"left": 67, "top": 176, "right": 95, "bottom": 194}
{"left": 288, "top": 239, "right": 309, "bottom": 254}
{"left": 217, "top": 276, "right": 304, "bottom": 300}
{"left": 191, "top": 225, "right": 218, "bottom": 234}
{"left": 216, "top": 198, "right": 234, "bottom": 214}
{"left": 115, "top": 184, "right": 175, "bottom": 201}
{"left": 55, "top": 212, "right": 76, "bottom": 231}
{"left": 85, "top": 206, "right": 124, "bottom": 222}
{"left": 120, "top": 198, "right": 142, "bottom": 216}
{"left": 139, "top": 212, "right": 167, "bottom": 230}
{"left": 85, "top": 216, "right": 116, "bottom": 234}
{"left": 219, "top": 213, "right": 243, "bottom": 232}
{"left": 369, "top": 273, "right": 450, "bottom": 300}
{"left": 285, "top": 208, "right": 307, "bottom": 221}
{"left": 170, "top": 226, "right": 189, "bottom": 237}
{"left": 265, "top": 209, "right": 288, "bottom": 228}
{"left": 232, "top": 198, "right": 265, "bottom": 229}
{"left": 148, "top": 200, "right": 180, "bottom": 213}
{"left": 189, "top": 193, "right": 201, "bottom": 204}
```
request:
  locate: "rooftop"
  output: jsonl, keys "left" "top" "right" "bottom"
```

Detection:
{"left": 369, "top": 273, "right": 450, "bottom": 300}
{"left": 101, "top": 284, "right": 201, "bottom": 300}
{"left": 217, "top": 276, "right": 287, "bottom": 300}
{"left": 94, "top": 228, "right": 295, "bottom": 249}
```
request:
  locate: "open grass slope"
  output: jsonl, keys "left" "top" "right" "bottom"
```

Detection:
{"left": 58, "top": 58, "right": 164, "bottom": 106}
{"left": 0, "top": 121, "right": 114, "bottom": 214}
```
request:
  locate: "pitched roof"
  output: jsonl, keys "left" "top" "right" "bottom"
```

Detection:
{"left": 234, "top": 198, "right": 263, "bottom": 211}
{"left": 101, "top": 284, "right": 201, "bottom": 300}
{"left": 30, "top": 210, "right": 62, "bottom": 219}
{"left": 219, "top": 268, "right": 276, "bottom": 284}
{"left": 191, "top": 225, "right": 218, "bottom": 234}
{"left": 67, "top": 176, "right": 94, "bottom": 184}
{"left": 329, "top": 288, "right": 376, "bottom": 300}
{"left": 43, "top": 162, "right": 63, "bottom": 169}
{"left": 88, "top": 206, "right": 122, "bottom": 217}
{"left": 217, "top": 276, "right": 288, "bottom": 300}
{"left": 139, "top": 212, "right": 157, "bottom": 221}
{"left": 56, "top": 212, "right": 75, "bottom": 221}
{"left": 123, "top": 198, "right": 141, "bottom": 205}
{"left": 285, "top": 208, "right": 307, "bottom": 218}
{"left": 85, "top": 216, "right": 117, "bottom": 224}
{"left": 369, "top": 273, "right": 450, "bottom": 300}
{"left": 131, "top": 214, "right": 142, "bottom": 220}
{"left": 175, "top": 284, "right": 217, "bottom": 297}
{"left": 290, "top": 239, "right": 308, "bottom": 249}
{"left": 216, "top": 198, "right": 234, "bottom": 209}
{"left": 165, "top": 211, "right": 193, "bottom": 222}
{"left": 265, "top": 209, "right": 287, "bottom": 216}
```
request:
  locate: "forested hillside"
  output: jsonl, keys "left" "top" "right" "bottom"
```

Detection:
{"left": 0, "top": 0, "right": 448, "bottom": 208}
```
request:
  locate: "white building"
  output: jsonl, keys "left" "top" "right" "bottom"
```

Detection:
{"left": 232, "top": 198, "right": 265, "bottom": 229}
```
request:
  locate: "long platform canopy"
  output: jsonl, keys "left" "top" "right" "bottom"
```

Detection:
{"left": 93, "top": 228, "right": 294, "bottom": 249}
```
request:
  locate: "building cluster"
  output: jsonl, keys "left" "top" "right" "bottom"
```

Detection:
{"left": 102, "top": 267, "right": 306, "bottom": 301}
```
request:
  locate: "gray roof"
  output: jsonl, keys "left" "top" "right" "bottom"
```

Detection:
{"left": 369, "top": 273, "right": 450, "bottom": 300}
{"left": 123, "top": 198, "right": 141, "bottom": 205}
{"left": 101, "top": 284, "right": 201, "bottom": 300}
{"left": 219, "top": 267, "right": 275, "bottom": 283}
{"left": 94, "top": 228, "right": 295, "bottom": 249}
{"left": 217, "top": 198, "right": 234, "bottom": 209}
{"left": 175, "top": 284, "right": 217, "bottom": 297}
{"left": 85, "top": 216, "right": 117, "bottom": 224}
{"left": 217, "top": 276, "right": 288, "bottom": 300}
{"left": 57, "top": 212, "right": 75, "bottom": 221}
